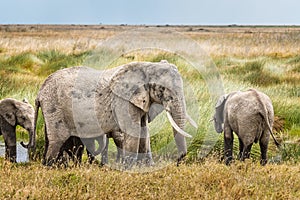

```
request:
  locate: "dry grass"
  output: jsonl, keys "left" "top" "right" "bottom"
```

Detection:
{"left": 1, "top": 25, "right": 300, "bottom": 57}
{"left": 0, "top": 159, "right": 299, "bottom": 199}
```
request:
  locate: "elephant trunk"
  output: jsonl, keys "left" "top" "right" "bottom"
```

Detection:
{"left": 166, "top": 99, "right": 189, "bottom": 163}
{"left": 20, "top": 126, "right": 36, "bottom": 149}
{"left": 21, "top": 100, "right": 39, "bottom": 149}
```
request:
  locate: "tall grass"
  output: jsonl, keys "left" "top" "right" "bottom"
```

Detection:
{"left": 1, "top": 25, "right": 300, "bottom": 199}
{"left": 1, "top": 48, "right": 300, "bottom": 163}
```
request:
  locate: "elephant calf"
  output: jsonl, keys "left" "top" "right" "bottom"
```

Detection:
{"left": 0, "top": 98, "right": 34, "bottom": 162}
{"left": 57, "top": 136, "right": 101, "bottom": 165}
{"left": 57, "top": 132, "right": 124, "bottom": 166}
{"left": 213, "top": 89, "right": 280, "bottom": 165}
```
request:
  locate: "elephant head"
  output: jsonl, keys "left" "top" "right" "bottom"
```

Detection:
{"left": 110, "top": 61, "right": 197, "bottom": 161}
{"left": 0, "top": 98, "right": 34, "bottom": 162}
{"left": 213, "top": 94, "right": 228, "bottom": 133}
{"left": 0, "top": 98, "right": 34, "bottom": 133}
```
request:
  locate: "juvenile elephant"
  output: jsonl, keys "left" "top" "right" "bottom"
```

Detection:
{"left": 57, "top": 136, "right": 107, "bottom": 165}
{"left": 213, "top": 89, "right": 280, "bottom": 165}
{"left": 27, "top": 61, "right": 197, "bottom": 167}
{"left": 0, "top": 98, "right": 34, "bottom": 162}
{"left": 59, "top": 132, "right": 124, "bottom": 166}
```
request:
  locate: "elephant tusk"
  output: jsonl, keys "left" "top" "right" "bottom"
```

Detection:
{"left": 186, "top": 114, "right": 198, "bottom": 129}
{"left": 166, "top": 112, "right": 192, "bottom": 138}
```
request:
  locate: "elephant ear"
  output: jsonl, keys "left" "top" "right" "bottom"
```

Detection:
{"left": 148, "top": 103, "right": 164, "bottom": 123}
{"left": 215, "top": 94, "right": 228, "bottom": 123}
{"left": 0, "top": 99, "right": 16, "bottom": 126}
{"left": 110, "top": 63, "right": 150, "bottom": 112}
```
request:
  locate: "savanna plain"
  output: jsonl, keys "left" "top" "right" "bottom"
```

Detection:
{"left": 0, "top": 24, "right": 300, "bottom": 199}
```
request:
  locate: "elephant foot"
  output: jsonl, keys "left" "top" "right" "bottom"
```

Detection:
{"left": 9, "top": 157, "right": 17, "bottom": 163}
{"left": 145, "top": 158, "right": 155, "bottom": 167}
{"left": 176, "top": 153, "right": 187, "bottom": 166}
{"left": 238, "top": 152, "right": 243, "bottom": 161}
{"left": 260, "top": 159, "right": 267, "bottom": 166}
{"left": 100, "top": 155, "right": 109, "bottom": 166}
{"left": 136, "top": 158, "right": 155, "bottom": 168}
{"left": 225, "top": 156, "right": 233, "bottom": 165}
{"left": 5, "top": 145, "right": 17, "bottom": 163}
{"left": 42, "top": 158, "right": 56, "bottom": 167}
{"left": 88, "top": 155, "right": 95, "bottom": 164}
{"left": 137, "top": 153, "right": 154, "bottom": 167}
{"left": 123, "top": 154, "right": 138, "bottom": 170}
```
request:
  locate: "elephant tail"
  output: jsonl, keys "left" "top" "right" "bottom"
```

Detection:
{"left": 250, "top": 89, "right": 281, "bottom": 148}
{"left": 21, "top": 99, "right": 39, "bottom": 149}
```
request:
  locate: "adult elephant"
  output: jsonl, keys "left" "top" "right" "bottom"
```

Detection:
{"left": 26, "top": 61, "right": 197, "bottom": 167}
{"left": 0, "top": 98, "right": 34, "bottom": 162}
{"left": 213, "top": 89, "right": 280, "bottom": 165}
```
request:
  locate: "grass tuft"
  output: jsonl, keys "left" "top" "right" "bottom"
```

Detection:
{"left": 37, "top": 50, "right": 89, "bottom": 76}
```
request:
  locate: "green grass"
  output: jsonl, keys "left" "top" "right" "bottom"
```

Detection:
{"left": 1, "top": 27, "right": 300, "bottom": 199}
{"left": 3, "top": 25, "right": 300, "bottom": 200}
{"left": 37, "top": 50, "right": 90, "bottom": 76}
{"left": 1, "top": 50, "right": 300, "bottom": 163}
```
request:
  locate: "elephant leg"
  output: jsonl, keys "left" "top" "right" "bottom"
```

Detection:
{"left": 123, "top": 133, "right": 140, "bottom": 168}
{"left": 116, "top": 146, "right": 122, "bottom": 163}
{"left": 82, "top": 138, "right": 96, "bottom": 164}
{"left": 5, "top": 143, "right": 17, "bottom": 163}
{"left": 138, "top": 127, "right": 153, "bottom": 165}
{"left": 112, "top": 131, "right": 124, "bottom": 164}
{"left": 113, "top": 97, "right": 141, "bottom": 168}
{"left": 238, "top": 138, "right": 244, "bottom": 160}
{"left": 45, "top": 138, "right": 68, "bottom": 166}
{"left": 137, "top": 115, "right": 153, "bottom": 166}
{"left": 101, "top": 136, "right": 109, "bottom": 165}
{"left": 175, "top": 133, "right": 187, "bottom": 166}
{"left": 75, "top": 144, "right": 84, "bottom": 165}
{"left": 224, "top": 125, "right": 233, "bottom": 165}
{"left": 259, "top": 132, "right": 270, "bottom": 166}
{"left": 241, "top": 143, "right": 253, "bottom": 161}
{"left": 86, "top": 149, "right": 95, "bottom": 164}
{"left": 2, "top": 128, "right": 17, "bottom": 163}
{"left": 43, "top": 125, "right": 49, "bottom": 165}
{"left": 71, "top": 137, "right": 84, "bottom": 165}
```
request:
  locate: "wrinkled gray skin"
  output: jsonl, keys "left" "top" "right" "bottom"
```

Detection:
{"left": 213, "top": 89, "right": 280, "bottom": 165}
{"left": 29, "top": 61, "right": 194, "bottom": 167}
{"left": 0, "top": 98, "right": 34, "bottom": 162}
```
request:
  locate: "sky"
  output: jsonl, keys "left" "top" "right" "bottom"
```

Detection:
{"left": 1, "top": 0, "right": 299, "bottom": 25}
